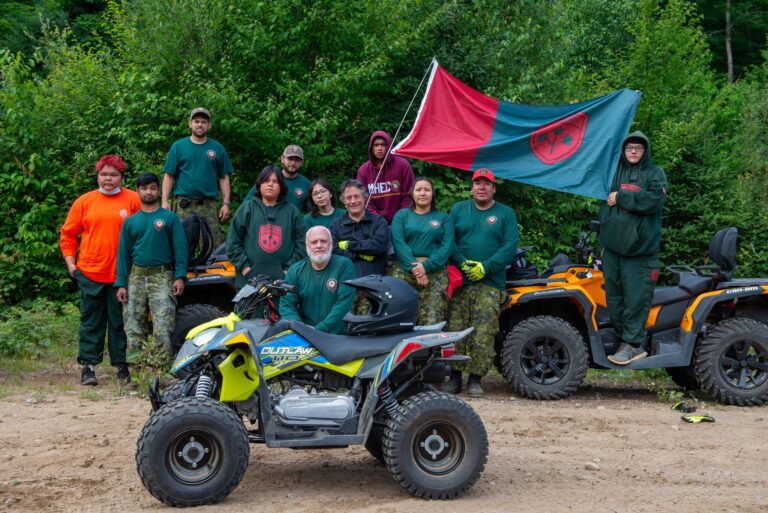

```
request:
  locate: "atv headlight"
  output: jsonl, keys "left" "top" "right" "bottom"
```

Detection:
{"left": 193, "top": 328, "right": 219, "bottom": 348}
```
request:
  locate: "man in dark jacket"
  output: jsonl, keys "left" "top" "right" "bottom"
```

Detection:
{"left": 599, "top": 131, "right": 667, "bottom": 365}
{"left": 329, "top": 179, "right": 389, "bottom": 277}
{"left": 356, "top": 130, "right": 414, "bottom": 223}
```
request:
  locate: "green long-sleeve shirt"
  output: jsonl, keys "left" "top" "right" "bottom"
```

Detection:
{"left": 304, "top": 208, "right": 347, "bottom": 229}
{"left": 115, "top": 208, "right": 188, "bottom": 287}
{"left": 391, "top": 208, "right": 454, "bottom": 274}
{"left": 226, "top": 198, "right": 307, "bottom": 288}
{"left": 450, "top": 199, "right": 519, "bottom": 290}
{"left": 280, "top": 255, "right": 356, "bottom": 334}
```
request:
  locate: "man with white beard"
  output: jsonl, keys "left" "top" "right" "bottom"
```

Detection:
{"left": 280, "top": 226, "right": 357, "bottom": 334}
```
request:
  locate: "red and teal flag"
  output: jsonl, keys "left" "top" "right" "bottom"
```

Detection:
{"left": 392, "top": 61, "right": 640, "bottom": 200}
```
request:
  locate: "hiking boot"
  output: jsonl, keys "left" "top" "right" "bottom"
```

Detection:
{"left": 607, "top": 342, "right": 647, "bottom": 365}
{"left": 441, "top": 370, "right": 462, "bottom": 394}
{"left": 467, "top": 374, "right": 484, "bottom": 399}
{"left": 81, "top": 365, "right": 98, "bottom": 386}
{"left": 116, "top": 365, "right": 131, "bottom": 386}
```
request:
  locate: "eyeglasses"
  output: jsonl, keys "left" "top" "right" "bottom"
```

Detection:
{"left": 624, "top": 144, "right": 645, "bottom": 153}
{"left": 312, "top": 188, "right": 329, "bottom": 197}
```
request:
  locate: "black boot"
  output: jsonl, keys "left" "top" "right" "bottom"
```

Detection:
{"left": 441, "top": 370, "right": 462, "bottom": 394}
{"left": 467, "top": 374, "right": 484, "bottom": 398}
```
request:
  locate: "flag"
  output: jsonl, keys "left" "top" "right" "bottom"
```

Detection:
{"left": 392, "top": 61, "right": 641, "bottom": 199}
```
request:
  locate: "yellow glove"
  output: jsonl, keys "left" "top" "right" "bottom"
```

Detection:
{"left": 466, "top": 262, "right": 485, "bottom": 281}
{"left": 460, "top": 260, "right": 480, "bottom": 273}
{"left": 338, "top": 240, "right": 350, "bottom": 250}
{"left": 360, "top": 254, "right": 375, "bottom": 262}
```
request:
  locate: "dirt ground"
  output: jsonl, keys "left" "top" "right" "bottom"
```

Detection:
{"left": 1, "top": 368, "right": 767, "bottom": 513}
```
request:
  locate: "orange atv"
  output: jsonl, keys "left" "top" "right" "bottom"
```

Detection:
{"left": 495, "top": 224, "right": 768, "bottom": 406}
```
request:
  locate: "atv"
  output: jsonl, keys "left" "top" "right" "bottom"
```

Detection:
{"left": 496, "top": 223, "right": 768, "bottom": 406}
{"left": 136, "top": 275, "right": 488, "bottom": 507}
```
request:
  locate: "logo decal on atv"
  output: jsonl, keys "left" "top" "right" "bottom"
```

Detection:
{"left": 530, "top": 288, "right": 565, "bottom": 296}
{"left": 529, "top": 112, "right": 588, "bottom": 165}
{"left": 207, "top": 150, "right": 216, "bottom": 160}
{"left": 259, "top": 224, "right": 282, "bottom": 253}
{"left": 724, "top": 286, "right": 761, "bottom": 295}
{"left": 153, "top": 219, "right": 165, "bottom": 231}
{"left": 326, "top": 278, "right": 338, "bottom": 292}
{"left": 487, "top": 216, "right": 497, "bottom": 225}
{"left": 260, "top": 345, "right": 319, "bottom": 364}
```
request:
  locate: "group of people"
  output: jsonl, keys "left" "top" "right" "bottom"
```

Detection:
{"left": 60, "top": 105, "right": 666, "bottom": 399}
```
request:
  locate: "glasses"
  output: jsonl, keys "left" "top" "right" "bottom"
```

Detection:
{"left": 312, "top": 188, "right": 329, "bottom": 197}
{"left": 624, "top": 144, "right": 645, "bottom": 153}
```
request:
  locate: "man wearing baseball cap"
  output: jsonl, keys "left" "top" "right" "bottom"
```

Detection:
{"left": 162, "top": 107, "right": 234, "bottom": 246}
{"left": 444, "top": 168, "right": 519, "bottom": 398}
{"left": 245, "top": 144, "right": 311, "bottom": 212}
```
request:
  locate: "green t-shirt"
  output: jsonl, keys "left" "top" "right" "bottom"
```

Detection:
{"left": 115, "top": 208, "right": 188, "bottom": 287}
{"left": 280, "top": 255, "right": 356, "bottom": 334}
{"left": 304, "top": 208, "right": 347, "bottom": 229}
{"left": 244, "top": 172, "right": 312, "bottom": 212}
{"left": 450, "top": 200, "right": 519, "bottom": 290}
{"left": 391, "top": 208, "right": 453, "bottom": 274}
{"left": 163, "top": 137, "right": 233, "bottom": 200}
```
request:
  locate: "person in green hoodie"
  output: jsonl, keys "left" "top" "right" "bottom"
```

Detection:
{"left": 390, "top": 177, "right": 453, "bottom": 325}
{"left": 599, "top": 131, "right": 667, "bottom": 365}
{"left": 227, "top": 166, "right": 307, "bottom": 292}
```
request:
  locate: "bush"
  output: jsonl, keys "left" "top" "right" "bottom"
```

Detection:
{"left": 0, "top": 299, "right": 79, "bottom": 359}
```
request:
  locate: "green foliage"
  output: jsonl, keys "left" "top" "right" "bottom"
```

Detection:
{"left": 0, "top": 299, "right": 79, "bottom": 358}
{"left": 1, "top": 0, "right": 768, "bottom": 304}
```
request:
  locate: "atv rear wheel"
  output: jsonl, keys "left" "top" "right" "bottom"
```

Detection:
{"left": 500, "top": 315, "right": 588, "bottom": 400}
{"left": 172, "top": 304, "right": 226, "bottom": 355}
{"left": 694, "top": 318, "right": 768, "bottom": 406}
{"left": 136, "top": 396, "right": 249, "bottom": 507}
{"left": 382, "top": 391, "right": 487, "bottom": 499}
{"left": 665, "top": 366, "right": 699, "bottom": 391}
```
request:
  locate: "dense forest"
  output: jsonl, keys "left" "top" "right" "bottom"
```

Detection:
{"left": 1, "top": 0, "right": 767, "bottom": 305}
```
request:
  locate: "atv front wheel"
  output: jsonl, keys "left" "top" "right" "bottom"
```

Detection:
{"left": 382, "top": 391, "right": 487, "bottom": 499}
{"left": 694, "top": 318, "right": 768, "bottom": 406}
{"left": 500, "top": 315, "right": 588, "bottom": 400}
{"left": 136, "top": 396, "right": 249, "bottom": 507}
{"left": 172, "top": 304, "right": 226, "bottom": 355}
{"left": 665, "top": 366, "right": 699, "bottom": 391}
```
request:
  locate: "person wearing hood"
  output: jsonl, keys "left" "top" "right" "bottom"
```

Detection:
{"left": 356, "top": 130, "right": 414, "bottom": 223}
{"left": 599, "top": 131, "right": 667, "bottom": 365}
{"left": 227, "top": 165, "right": 307, "bottom": 291}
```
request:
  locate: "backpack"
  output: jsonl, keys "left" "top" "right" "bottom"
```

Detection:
{"left": 182, "top": 214, "right": 214, "bottom": 267}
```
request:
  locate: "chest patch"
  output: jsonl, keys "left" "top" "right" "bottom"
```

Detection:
{"left": 295, "top": 188, "right": 303, "bottom": 198}
{"left": 326, "top": 278, "right": 338, "bottom": 293}
{"left": 119, "top": 209, "right": 129, "bottom": 219}
{"left": 206, "top": 150, "right": 216, "bottom": 161}
{"left": 487, "top": 215, "right": 497, "bottom": 225}
{"left": 429, "top": 220, "right": 440, "bottom": 229}
{"left": 153, "top": 219, "right": 165, "bottom": 231}
{"left": 259, "top": 224, "right": 282, "bottom": 253}
{"left": 620, "top": 183, "right": 642, "bottom": 192}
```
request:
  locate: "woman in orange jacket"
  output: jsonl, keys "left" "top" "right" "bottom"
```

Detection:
{"left": 59, "top": 155, "right": 140, "bottom": 386}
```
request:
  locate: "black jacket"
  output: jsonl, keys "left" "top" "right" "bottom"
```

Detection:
{"left": 329, "top": 212, "right": 389, "bottom": 277}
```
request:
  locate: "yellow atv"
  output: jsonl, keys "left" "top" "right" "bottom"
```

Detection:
{"left": 496, "top": 224, "right": 768, "bottom": 406}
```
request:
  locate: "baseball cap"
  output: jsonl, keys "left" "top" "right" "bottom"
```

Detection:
{"left": 472, "top": 168, "right": 495, "bottom": 183}
{"left": 189, "top": 107, "right": 211, "bottom": 121}
{"left": 283, "top": 145, "right": 304, "bottom": 160}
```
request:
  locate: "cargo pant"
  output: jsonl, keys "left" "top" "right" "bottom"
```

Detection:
{"left": 123, "top": 268, "right": 177, "bottom": 360}
{"left": 174, "top": 198, "right": 224, "bottom": 247}
{"left": 602, "top": 248, "right": 659, "bottom": 347}
{"left": 74, "top": 270, "right": 127, "bottom": 367}
{"left": 389, "top": 265, "right": 449, "bottom": 326}
{"left": 447, "top": 282, "right": 505, "bottom": 377}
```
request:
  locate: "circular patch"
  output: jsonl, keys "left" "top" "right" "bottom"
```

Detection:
{"left": 391, "top": 180, "right": 400, "bottom": 191}
{"left": 326, "top": 278, "right": 338, "bottom": 293}
{"left": 295, "top": 188, "right": 303, "bottom": 198}
{"left": 429, "top": 220, "right": 440, "bottom": 229}
{"left": 154, "top": 219, "right": 166, "bottom": 231}
{"left": 206, "top": 150, "right": 216, "bottom": 160}
{"left": 487, "top": 215, "right": 497, "bottom": 225}
{"left": 119, "top": 209, "right": 129, "bottom": 219}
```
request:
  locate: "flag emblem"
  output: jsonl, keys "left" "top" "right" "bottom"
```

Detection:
{"left": 529, "top": 112, "right": 589, "bottom": 165}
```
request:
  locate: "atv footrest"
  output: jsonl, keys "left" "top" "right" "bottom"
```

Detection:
{"left": 266, "top": 434, "right": 365, "bottom": 448}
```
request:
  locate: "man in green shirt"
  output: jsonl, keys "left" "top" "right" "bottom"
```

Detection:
{"left": 117, "top": 173, "right": 188, "bottom": 371}
{"left": 162, "top": 107, "right": 234, "bottom": 246}
{"left": 445, "top": 169, "right": 519, "bottom": 398}
{"left": 280, "top": 226, "right": 356, "bottom": 334}
{"left": 245, "top": 145, "right": 312, "bottom": 212}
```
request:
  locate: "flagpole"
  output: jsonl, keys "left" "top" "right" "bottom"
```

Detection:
{"left": 365, "top": 58, "right": 437, "bottom": 210}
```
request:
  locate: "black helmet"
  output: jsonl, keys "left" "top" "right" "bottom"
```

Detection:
{"left": 343, "top": 275, "right": 418, "bottom": 336}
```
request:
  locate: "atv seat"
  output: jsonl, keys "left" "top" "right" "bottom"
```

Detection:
{"left": 674, "top": 272, "right": 714, "bottom": 296}
{"left": 651, "top": 286, "right": 692, "bottom": 306}
{"left": 290, "top": 322, "right": 441, "bottom": 365}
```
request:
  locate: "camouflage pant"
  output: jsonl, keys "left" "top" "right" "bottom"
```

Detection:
{"left": 174, "top": 198, "right": 224, "bottom": 247}
{"left": 447, "top": 282, "right": 505, "bottom": 377}
{"left": 389, "top": 265, "right": 448, "bottom": 326}
{"left": 123, "top": 270, "right": 177, "bottom": 359}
